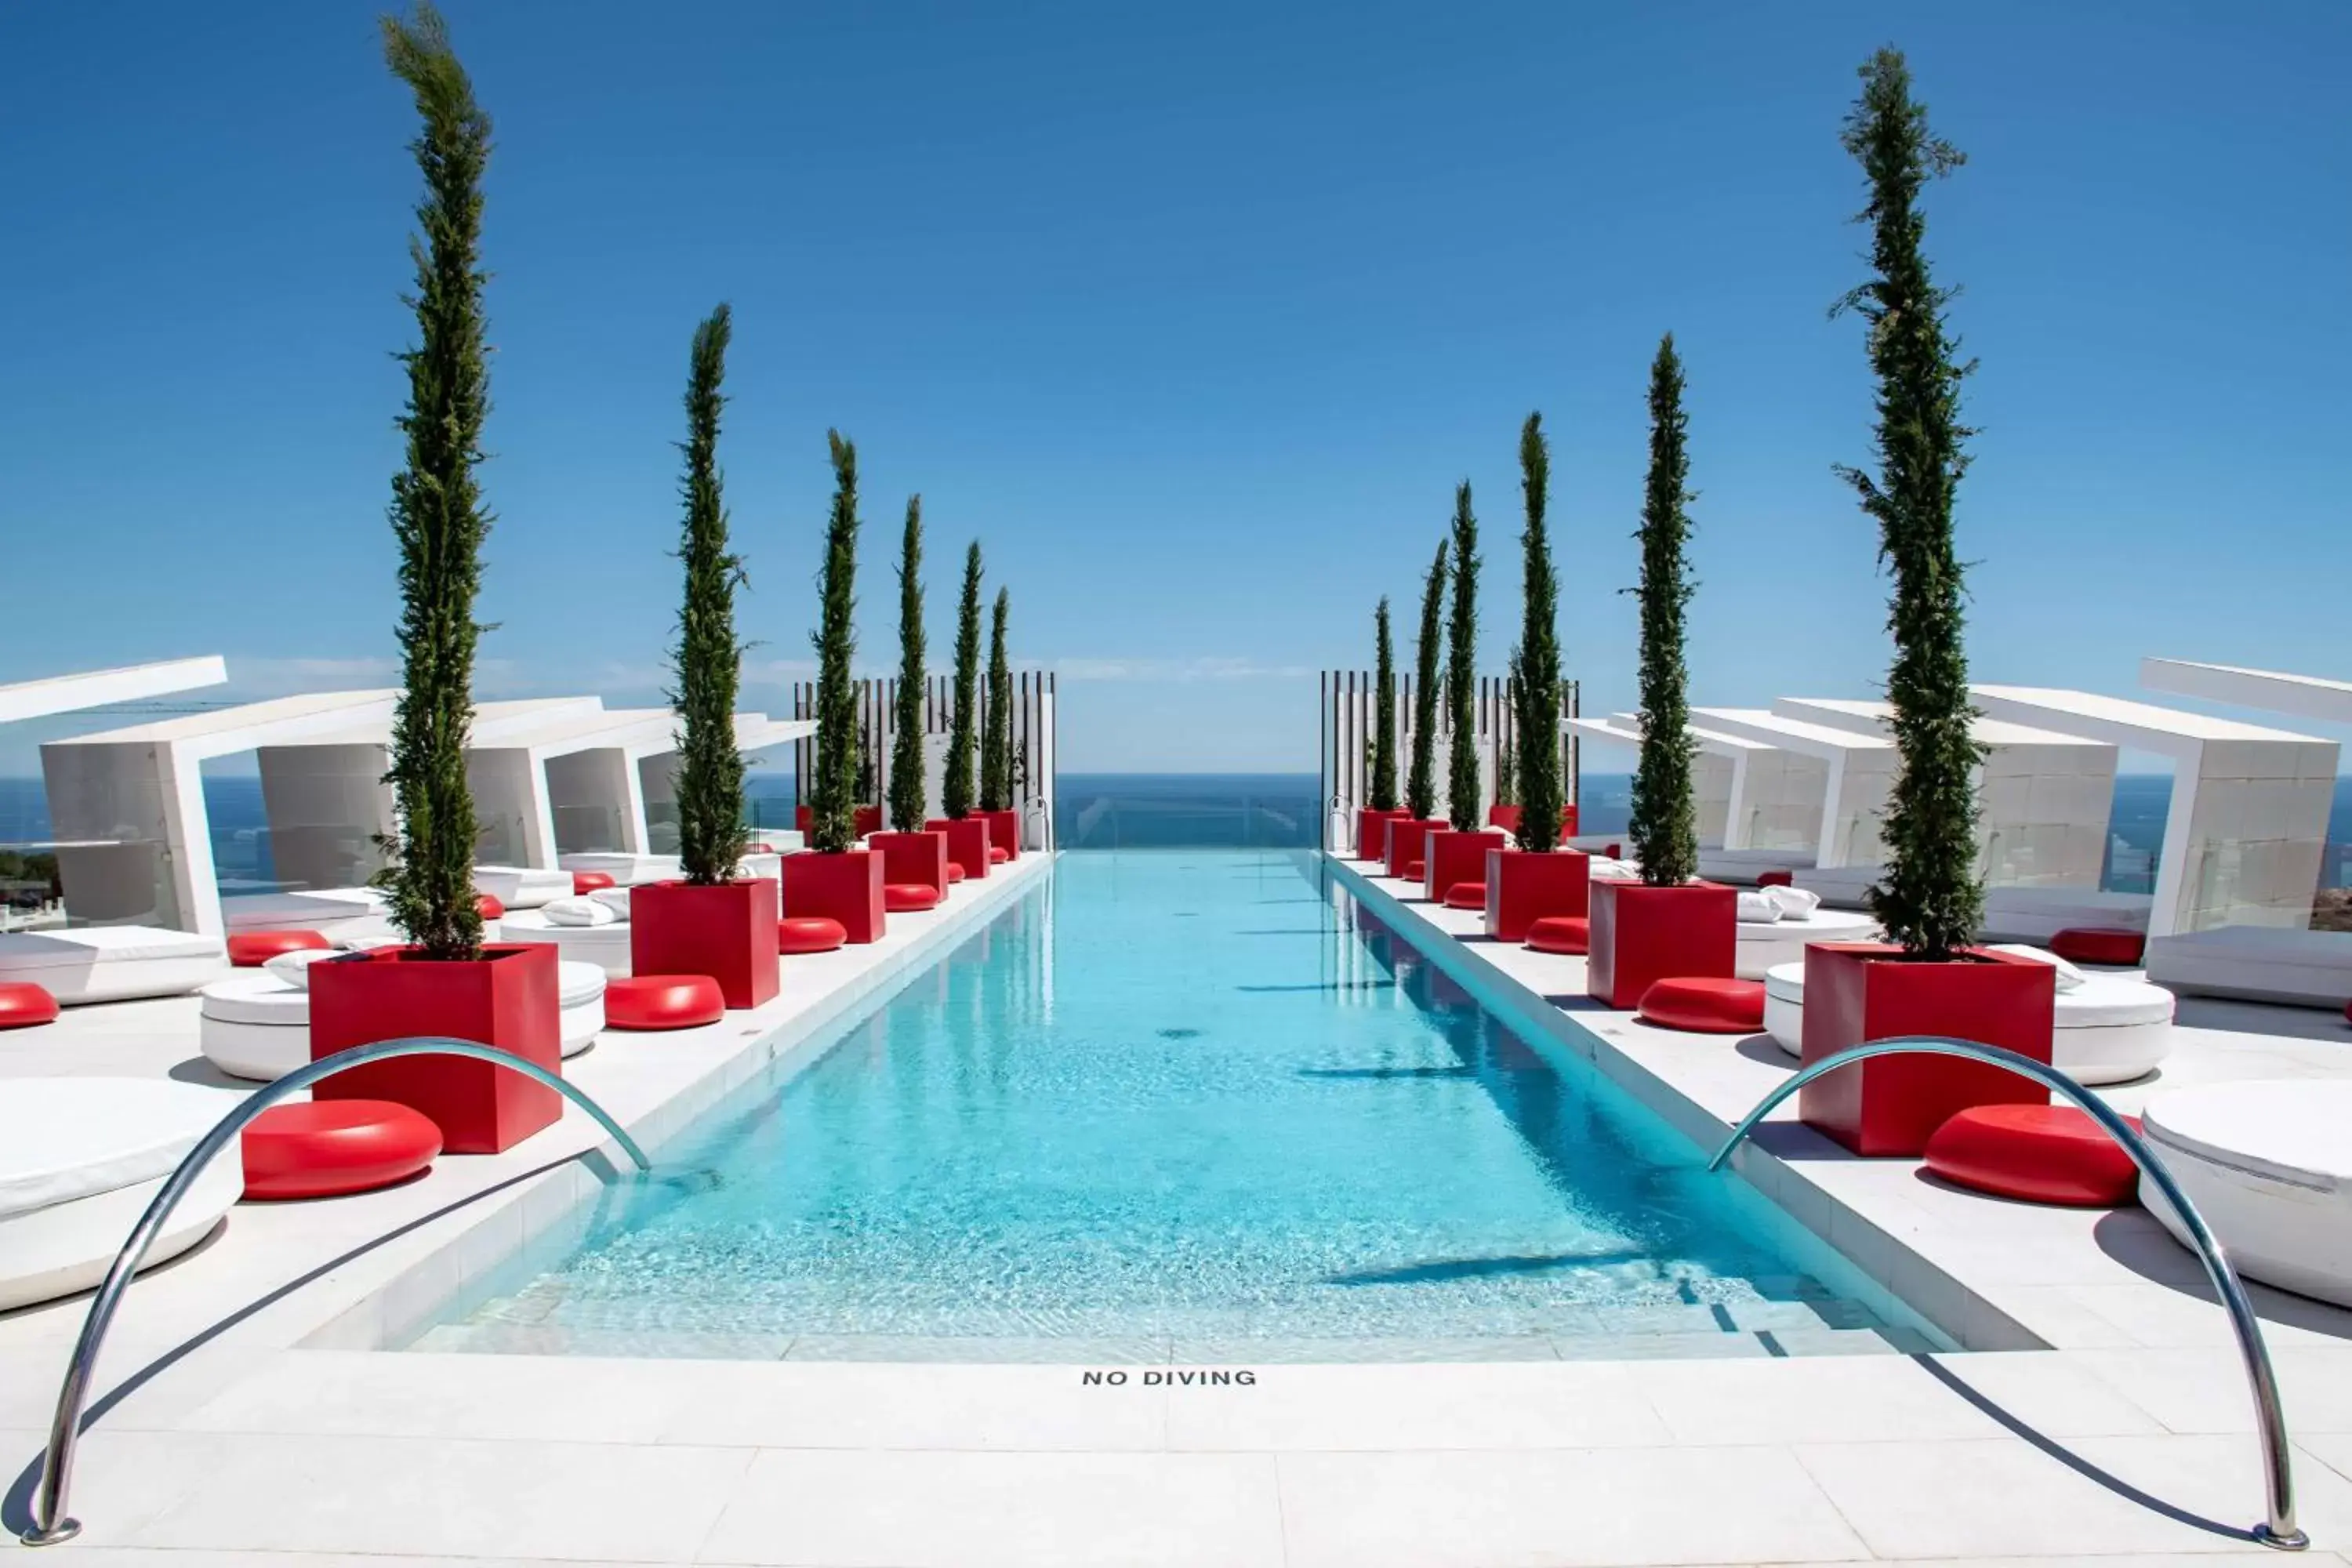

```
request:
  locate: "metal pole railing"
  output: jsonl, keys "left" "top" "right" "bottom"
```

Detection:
{"left": 21, "top": 1036, "right": 654, "bottom": 1548}
{"left": 1707, "top": 1035, "right": 2307, "bottom": 1552}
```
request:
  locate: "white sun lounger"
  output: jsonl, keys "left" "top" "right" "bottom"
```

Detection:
{"left": 2144, "top": 925, "right": 2352, "bottom": 1009}
{"left": 198, "top": 958, "right": 607, "bottom": 1081}
{"left": 0, "top": 926, "right": 227, "bottom": 1005}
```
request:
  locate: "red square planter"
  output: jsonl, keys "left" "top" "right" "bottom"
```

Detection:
{"left": 1799, "top": 943, "right": 2059, "bottom": 1157}
{"left": 1356, "top": 807, "right": 1408, "bottom": 860}
{"left": 782, "top": 849, "right": 887, "bottom": 944}
{"left": 1383, "top": 817, "right": 1446, "bottom": 880}
{"left": 1586, "top": 880, "right": 1737, "bottom": 1010}
{"left": 926, "top": 817, "right": 993, "bottom": 880}
{"left": 308, "top": 943, "right": 560, "bottom": 1155}
{"left": 870, "top": 830, "right": 950, "bottom": 894}
{"left": 630, "top": 878, "right": 781, "bottom": 1010}
{"left": 1484, "top": 848, "right": 1592, "bottom": 941}
{"left": 1424, "top": 829, "right": 1506, "bottom": 902}
{"left": 796, "top": 804, "right": 884, "bottom": 839}
{"left": 981, "top": 808, "right": 1022, "bottom": 861}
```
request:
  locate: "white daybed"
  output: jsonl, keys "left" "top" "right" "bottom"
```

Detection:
{"left": 2145, "top": 926, "right": 2352, "bottom": 1009}
{"left": 1761, "top": 949, "right": 2174, "bottom": 1085}
{"left": 0, "top": 926, "right": 227, "bottom": 1004}
{"left": 198, "top": 956, "right": 607, "bottom": 1081}
{"left": 498, "top": 889, "right": 634, "bottom": 977}
{"left": 220, "top": 887, "right": 387, "bottom": 939}
{"left": 1788, "top": 869, "right": 2153, "bottom": 944}
{"left": 474, "top": 866, "right": 573, "bottom": 909}
{"left": 1733, "top": 887, "right": 1878, "bottom": 979}
{"left": 0, "top": 1078, "right": 243, "bottom": 1311}
{"left": 557, "top": 852, "right": 681, "bottom": 887}
{"left": 1700, "top": 848, "right": 1817, "bottom": 887}
{"left": 2142, "top": 1080, "right": 2352, "bottom": 1308}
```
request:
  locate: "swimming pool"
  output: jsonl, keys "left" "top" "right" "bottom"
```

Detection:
{"left": 415, "top": 851, "right": 1944, "bottom": 1361}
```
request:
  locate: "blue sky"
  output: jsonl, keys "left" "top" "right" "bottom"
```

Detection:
{"left": 2, "top": 1, "right": 2347, "bottom": 771}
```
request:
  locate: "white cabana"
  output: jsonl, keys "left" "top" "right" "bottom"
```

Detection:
{"left": 1690, "top": 708, "right": 1894, "bottom": 870}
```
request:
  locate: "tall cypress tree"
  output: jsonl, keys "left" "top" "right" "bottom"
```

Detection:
{"left": 1443, "top": 483, "right": 1480, "bottom": 831}
{"left": 942, "top": 542, "right": 983, "bottom": 818}
{"left": 810, "top": 433, "right": 861, "bottom": 855}
{"left": 1835, "top": 48, "right": 1983, "bottom": 959}
{"left": 670, "top": 304, "right": 749, "bottom": 886}
{"left": 887, "top": 496, "right": 926, "bottom": 833}
{"left": 379, "top": 2, "right": 492, "bottom": 960}
{"left": 1405, "top": 542, "right": 1446, "bottom": 820}
{"left": 1629, "top": 335, "right": 1699, "bottom": 888}
{"left": 1514, "top": 412, "right": 1565, "bottom": 852}
{"left": 981, "top": 588, "right": 1012, "bottom": 811}
{"left": 1369, "top": 599, "right": 1398, "bottom": 812}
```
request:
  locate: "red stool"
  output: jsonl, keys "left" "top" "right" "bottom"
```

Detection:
{"left": 884, "top": 882, "right": 943, "bottom": 913}
{"left": 988, "top": 846, "right": 1011, "bottom": 864}
{"left": 241, "top": 1100, "right": 441, "bottom": 1200}
{"left": 226, "top": 929, "right": 331, "bottom": 968}
{"left": 476, "top": 893, "right": 506, "bottom": 920}
{"left": 606, "top": 975, "right": 727, "bottom": 1029}
{"left": 1443, "top": 881, "right": 1486, "bottom": 910}
{"left": 2049, "top": 927, "right": 2144, "bottom": 967}
{"left": 1602, "top": 843, "right": 1622, "bottom": 860}
{"left": 1402, "top": 858, "right": 1425, "bottom": 882}
{"left": 1637, "top": 976, "right": 1766, "bottom": 1033}
{"left": 571, "top": 869, "right": 617, "bottom": 896}
{"left": 779, "top": 916, "right": 848, "bottom": 955}
{"left": 946, "top": 862, "right": 968, "bottom": 884}
{"left": 0, "top": 982, "right": 60, "bottom": 1029}
{"left": 1526, "top": 916, "right": 1590, "bottom": 955}
{"left": 1756, "top": 869, "right": 1794, "bottom": 888}
{"left": 1924, "top": 1105, "right": 2142, "bottom": 1207}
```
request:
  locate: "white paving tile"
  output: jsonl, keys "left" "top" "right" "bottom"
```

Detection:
{"left": 1163, "top": 1361, "right": 1672, "bottom": 1450}
{"left": 1629, "top": 1352, "right": 2163, "bottom": 1446}
{"left": 655, "top": 1361, "right": 1172, "bottom": 1451}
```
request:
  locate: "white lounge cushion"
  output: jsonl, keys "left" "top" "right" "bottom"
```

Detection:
{"left": 1986, "top": 943, "right": 2089, "bottom": 992}
{"left": 0, "top": 926, "right": 227, "bottom": 1004}
{"left": 1980, "top": 887, "right": 2153, "bottom": 942}
{"left": 1761, "top": 885, "right": 1822, "bottom": 920}
{"left": 1762, "top": 960, "right": 2172, "bottom": 1083}
{"left": 500, "top": 909, "right": 632, "bottom": 978}
{"left": 541, "top": 896, "right": 619, "bottom": 927}
{"left": 220, "top": 887, "right": 385, "bottom": 933}
{"left": 1733, "top": 910, "right": 1879, "bottom": 980}
{"left": 1736, "top": 891, "right": 1784, "bottom": 925}
{"left": 588, "top": 886, "right": 634, "bottom": 919}
{"left": 263, "top": 948, "right": 338, "bottom": 989}
{"left": 474, "top": 866, "right": 574, "bottom": 909}
{"left": 2146, "top": 925, "right": 2352, "bottom": 1008}
{"left": 200, "top": 971, "right": 307, "bottom": 1026}
{"left": 0, "top": 1078, "right": 242, "bottom": 1218}
{"left": 2142, "top": 1080, "right": 2352, "bottom": 1307}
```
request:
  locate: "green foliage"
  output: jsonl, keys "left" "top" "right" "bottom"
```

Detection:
{"left": 981, "top": 587, "right": 1013, "bottom": 811}
{"left": 1628, "top": 335, "right": 1700, "bottom": 887}
{"left": 810, "top": 432, "right": 862, "bottom": 854}
{"left": 670, "top": 304, "right": 750, "bottom": 885}
{"left": 1443, "top": 482, "right": 1480, "bottom": 832}
{"left": 1513, "top": 412, "right": 1566, "bottom": 852}
{"left": 942, "top": 541, "right": 983, "bottom": 818}
{"left": 887, "top": 496, "right": 927, "bottom": 833}
{"left": 1369, "top": 598, "right": 1397, "bottom": 811}
{"left": 1834, "top": 47, "right": 1984, "bottom": 958}
{"left": 377, "top": 2, "right": 492, "bottom": 959}
{"left": 1405, "top": 541, "right": 1446, "bottom": 820}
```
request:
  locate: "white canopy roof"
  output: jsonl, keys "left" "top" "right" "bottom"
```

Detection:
{"left": 0, "top": 656, "right": 227, "bottom": 725}
{"left": 2140, "top": 659, "right": 2352, "bottom": 727}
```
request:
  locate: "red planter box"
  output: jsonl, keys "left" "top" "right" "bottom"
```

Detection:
{"left": 796, "top": 804, "right": 884, "bottom": 839}
{"left": 870, "top": 830, "right": 950, "bottom": 895}
{"left": 981, "top": 808, "right": 1022, "bottom": 862}
{"left": 630, "top": 878, "right": 781, "bottom": 1011}
{"left": 1356, "top": 807, "right": 1408, "bottom": 860}
{"left": 926, "top": 817, "right": 993, "bottom": 880}
{"left": 1799, "top": 943, "right": 2059, "bottom": 1157}
{"left": 1424, "top": 829, "right": 1506, "bottom": 902}
{"left": 308, "top": 943, "right": 561, "bottom": 1155}
{"left": 1383, "top": 817, "right": 1446, "bottom": 880}
{"left": 1586, "top": 880, "right": 1737, "bottom": 1010}
{"left": 782, "top": 849, "right": 887, "bottom": 945}
{"left": 1484, "top": 848, "right": 1592, "bottom": 941}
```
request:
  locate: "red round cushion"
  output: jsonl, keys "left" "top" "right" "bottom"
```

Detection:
{"left": 884, "top": 882, "right": 943, "bottom": 913}
{"left": 241, "top": 1100, "right": 441, "bottom": 1200}
{"left": 1638, "top": 976, "right": 1766, "bottom": 1033}
{"left": 1602, "top": 843, "right": 1622, "bottom": 859}
{"left": 476, "top": 893, "right": 506, "bottom": 920}
{"left": 1526, "top": 916, "right": 1590, "bottom": 955}
{"left": 987, "top": 846, "right": 1011, "bottom": 864}
{"left": 606, "top": 974, "right": 727, "bottom": 1029}
{"left": 1401, "top": 858, "right": 1425, "bottom": 880}
{"left": 0, "top": 982, "right": 60, "bottom": 1029}
{"left": 1924, "top": 1104, "right": 2143, "bottom": 1207}
{"left": 571, "top": 870, "right": 617, "bottom": 895}
{"left": 2049, "top": 927, "right": 2144, "bottom": 967}
{"left": 1756, "top": 869, "right": 1793, "bottom": 888}
{"left": 779, "top": 916, "right": 848, "bottom": 955}
{"left": 945, "top": 862, "right": 967, "bottom": 884}
{"left": 1443, "top": 881, "right": 1486, "bottom": 910}
{"left": 226, "top": 929, "right": 332, "bottom": 968}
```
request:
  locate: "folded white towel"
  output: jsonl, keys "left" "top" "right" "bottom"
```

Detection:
{"left": 1761, "top": 884, "right": 1823, "bottom": 920}
{"left": 1987, "top": 942, "right": 2086, "bottom": 992}
{"left": 588, "top": 886, "right": 634, "bottom": 920}
{"left": 543, "top": 896, "right": 619, "bottom": 928}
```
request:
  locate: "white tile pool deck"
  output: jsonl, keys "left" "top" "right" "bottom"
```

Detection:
{"left": 2, "top": 846, "right": 2350, "bottom": 1565}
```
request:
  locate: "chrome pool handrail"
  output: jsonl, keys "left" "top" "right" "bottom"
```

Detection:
{"left": 21, "top": 1036, "right": 653, "bottom": 1548}
{"left": 1708, "top": 1035, "right": 2307, "bottom": 1552}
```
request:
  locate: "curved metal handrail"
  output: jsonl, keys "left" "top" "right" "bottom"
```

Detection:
{"left": 1708, "top": 1035, "right": 2307, "bottom": 1552}
{"left": 21, "top": 1036, "right": 654, "bottom": 1547}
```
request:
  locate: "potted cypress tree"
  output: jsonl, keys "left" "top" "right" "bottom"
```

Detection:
{"left": 978, "top": 587, "right": 1021, "bottom": 862}
{"left": 628, "top": 304, "right": 779, "bottom": 1007}
{"left": 1354, "top": 598, "right": 1406, "bottom": 859}
{"left": 779, "top": 434, "right": 887, "bottom": 942}
{"left": 1587, "top": 336, "right": 1738, "bottom": 1008}
{"left": 1486, "top": 413, "right": 1592, "bottom": 939}
{"left": 310, "top": 3, "right": 562, "bottom": 1155}
{"left": 1801, "top": 49, "right": 2052, "bottom": 1156}
{"left": 1385, "top": 542, "right": 1450, "bottom": 880}
{"left": 866, "top": 495, "right": 950, "bottom": 906}
{"left": 1425, "top": 483, "right": 1504, "bottom": 904}
{"left": 927, "top": 542, "right": 993, "bottom": 879}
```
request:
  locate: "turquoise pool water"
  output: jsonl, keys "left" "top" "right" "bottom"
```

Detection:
{"left": 416, "top": 851, "right": 1940, "bottom": 1360}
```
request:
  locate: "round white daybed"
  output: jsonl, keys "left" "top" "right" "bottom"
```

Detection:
{"left": 1761, "top": 954, "right": 2174, "bottom": 1086}
{"left": 497, "top": 891, "right": 633, "bottom": 977}
{"left": 198, "top": 959, "right": 607, "bottom": 1081}
{"left": 0, "top": 1078, "right": 243, "bottom": 1311}
{"left": 2142, "top": 1080, "right": 2352, "bottom": 1308}
{"left": 1736, "top": 910, "right": 1881, "bottom": 980}
{"left": 474, "top": 866, "right": 573, "bottom": 909}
